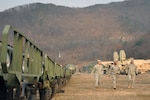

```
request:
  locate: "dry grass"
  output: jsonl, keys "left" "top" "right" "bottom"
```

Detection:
{"left": 52, "top": 73, "right": 150, "bottom": 100}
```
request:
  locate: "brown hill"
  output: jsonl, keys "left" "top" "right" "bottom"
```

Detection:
{"left": 0, "top": 0, "right": 150, "bottom": 67}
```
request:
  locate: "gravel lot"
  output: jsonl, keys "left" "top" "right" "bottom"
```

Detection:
{"left": 52, "top": 73, "right": 150, "bottom": 100}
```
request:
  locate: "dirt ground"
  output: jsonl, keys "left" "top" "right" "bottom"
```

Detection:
{"left": 52, "top": 73, "right": 150, "bottom": 100}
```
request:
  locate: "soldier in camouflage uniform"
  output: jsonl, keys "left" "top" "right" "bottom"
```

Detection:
{"left": 91, "top": 60, "right": 104, "bottom": 88}
{"left": 109, "top": 61, "right": 120, "bottom": 89}
{"left": 126, "top": 59, "right": 138, "bottom": 89}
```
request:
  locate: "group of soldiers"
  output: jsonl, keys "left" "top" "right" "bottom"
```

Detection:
{"left": 91, "top": 59, "right": 138, "bottom": 89}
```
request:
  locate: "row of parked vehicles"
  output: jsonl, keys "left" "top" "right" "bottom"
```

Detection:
{"left": 0, "top": 25, "right": 76, "bottom": 100}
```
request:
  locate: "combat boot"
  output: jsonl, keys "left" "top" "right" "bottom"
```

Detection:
{"left": 128, "top": 83, "right": 131, "bottom": 89}
{"left": 95, "top": 86, "right": 98, "bottom": 90}
{"left": 131, "top": 86, "right": 134, "bottom": 89}
{"left": 113, "top": 86, "right": 116, "bottom": 90}
{"left": 128, "top": 85, "right": 131, "bottom": 89}
{"left": 95, "top": 86, "right": 98, "bottom": 88}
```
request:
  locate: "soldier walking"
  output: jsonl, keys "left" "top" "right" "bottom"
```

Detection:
{"left": 109, "top": 61, "right": 120, "bottom": 89}
{"left": 91, "top": 60, "right": 104, "bottom": 88}
{"left": 126, "top": 59, "right": 138, "bottom": 89}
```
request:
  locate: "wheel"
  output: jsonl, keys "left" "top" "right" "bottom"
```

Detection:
{"left": 0, "top": 84, "right": 6, "bottom": 99}
{"left": 51, "top": 83, "right": 58, "bottom": 97}
{"left": 39, "top": 87, "right": 52, "bottom": 100}
{"left": 45, "top": 88, "right": 52, "bottom": 100}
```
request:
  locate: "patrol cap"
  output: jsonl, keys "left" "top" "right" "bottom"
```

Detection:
{"left": 131, "top": 58, "right": 134, "bottom": 60}
{"left": 114, "top": 61, "right": 118, "bottom": 63}
{"left": 97, "top": 59, "right": 101, "bottom": 62}
{"left": 130, "top": 58, "right": 134, "bottom": 62}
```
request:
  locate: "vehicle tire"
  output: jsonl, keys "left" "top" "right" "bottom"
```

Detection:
{"left": 51, "top": 83, "right": 58, "bottom": 97}
{"left": 45, "top": 88, "right": 52, "bottom": 100}
{"left": 0, "top": 82, "right": 6, "bottom": 99}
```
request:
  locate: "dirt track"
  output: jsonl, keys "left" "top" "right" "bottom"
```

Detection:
{"left": 52, "top": 73, "right": 150, "bottom": 100}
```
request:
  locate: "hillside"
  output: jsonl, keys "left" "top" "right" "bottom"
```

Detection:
{"left": 0, "top": 0, "right": 150, "bottom": 67}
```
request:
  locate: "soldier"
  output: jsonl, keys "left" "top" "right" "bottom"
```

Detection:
{"left": 109, "top": 61, "right": 120, "bottom": 89}
{"left": 91, "top": 60, "right": 104, "bottom": 88}
{"left": 126, "top": 59, "right": 138, "bottom": 89}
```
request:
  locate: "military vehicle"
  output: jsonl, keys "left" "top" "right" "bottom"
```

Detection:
{"left": 0, "top": 25, "right": 73, "bottom": 100}
{"left": 113, "top": 50, "right": 128, "bottom": 74}
{"left": 65, "top": 64, "right": 76, "bottom": 74}
{"left": 112, "top": 50, "right": 150, "bottom": 74}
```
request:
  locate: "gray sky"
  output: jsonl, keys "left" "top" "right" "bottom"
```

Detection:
{"left": 1, "top": 0, "right": 124, "bottom": 11}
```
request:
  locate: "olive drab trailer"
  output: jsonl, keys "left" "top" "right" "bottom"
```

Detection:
{"left": 0, "top": 25, "right": 43, "bottom": 100}
{"left": 65, "top": 64, "right": 76, "bottom": 74}
{"left": 0, "top": 25, "right": 73, "bottom": 100}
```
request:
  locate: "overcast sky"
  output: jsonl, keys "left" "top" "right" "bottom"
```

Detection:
{"left": 1, "top": 0, "right": 125, "bottom": 11}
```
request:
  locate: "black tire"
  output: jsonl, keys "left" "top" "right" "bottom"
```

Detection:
{"left": 58, "top": 83, "right": 61, "bottom": 91}
{"left": 39, "top": 87, "right": 52, "bottom": 100}
{"left": 51, "top": 83, "right": 58, "bottom": 97}
{"left": 0, "top": 84, "right": 6, "bottom": 99}
{"left": 62, "top": 79, "right": 66, "bottom": 86}
{"left": 45, "top": 88, "right": 52, "bottom": 100}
